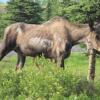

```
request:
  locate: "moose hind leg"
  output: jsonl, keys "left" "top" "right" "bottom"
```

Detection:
{"left": 0, "top": 42, "right": 9, "bottom": 61}
{"left": 16, "top": 54, "right": 26, "bottom": 70}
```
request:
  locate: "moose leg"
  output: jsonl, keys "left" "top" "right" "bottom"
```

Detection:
{"left": 57, "top": 50, "right": 71, "bottom": 69}
{"left": 56, "top": 53, "right": 65, "bottom": 69}
{"left": 87, "top": 49, "right": 96, "bottom": 81}
{"left": 0, "top": 42, "right": 9, "bottom": 61}
{"left": 0, "top": 39, "right": 16, "bottom": 61}
{"left": 60, "top": 57, "right": 64, "bottom": 69}
{"left": 16, "top": 54, "right": 26, "bottom": 70}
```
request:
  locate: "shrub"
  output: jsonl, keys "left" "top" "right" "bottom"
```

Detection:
{"left": 0, "top": 56, "right": 100, "bottom": 99}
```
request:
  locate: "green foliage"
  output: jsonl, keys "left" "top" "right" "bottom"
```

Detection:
{"left": 41, "top": 0, "right": 100, "bottom": 23}
{"left": 63, "top": 0, "right": 100, "bottom": 23}
{"left": 42, "top": 0, "right": 74, "bottom": 21}
{"left": 0, "top": 66, "right": 96, "bottom": 99}
{"left": 42, "top": 0, "right": 61, "bottom": 21}
{"left": 0, "top": 54, "right": 100, "bottom": 99}
{"left": 7, "top": 0, "right": 43, "bottom": 23}
{"left": 0, "top": 14, "right": 8, "bottom": 38}
{"left": 0, "top": 4, "right": 11, "bottom": 38}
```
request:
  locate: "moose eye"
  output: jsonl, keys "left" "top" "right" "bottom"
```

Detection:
{"left": 96, "top": 35, "right": 100, "bottom": 40}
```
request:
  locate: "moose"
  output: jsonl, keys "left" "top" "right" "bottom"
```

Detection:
{"left": 0, "top": 16, "right": 100, "bottom": 80}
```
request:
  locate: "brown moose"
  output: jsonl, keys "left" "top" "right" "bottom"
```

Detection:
{"left": 0, "top": 16, "right": 100, "bottom": 80}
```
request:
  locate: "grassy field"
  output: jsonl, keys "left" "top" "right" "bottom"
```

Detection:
{"left": 0, "top": 52, "right": 100, "bottom": 99}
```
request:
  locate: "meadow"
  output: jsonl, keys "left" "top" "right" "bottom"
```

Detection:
{"left": 0, "top": 52, "right": 100, "bottom": 100}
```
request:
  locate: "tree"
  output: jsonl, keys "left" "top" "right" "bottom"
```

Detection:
{"left": 7, "top": 0, "right": 43, "bottom": 24}
{"left": 46, "top": 0, "right": 52, "bottom": 20}
{"left": 41, "top": 0, "right": 75, "bottom": 21}
{"left": 0, "top": 3, "right": 11, "bottom": 38}
{"left": 63, "top": 0, "right": 100, "bottom": 23}
{"left": 0, "top": 13, "right": 11, "bottom": 38}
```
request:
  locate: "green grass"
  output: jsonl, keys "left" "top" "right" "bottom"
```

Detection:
{"left": 0, "top": 53, "right": 100, "bottom": 81}
{"left": 0, "top": 53, "right": 100, "bottom": 99}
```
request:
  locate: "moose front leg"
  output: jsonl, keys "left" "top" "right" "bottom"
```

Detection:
{"left": 55, "top": 52, "right": 65, "bottom": 69}
{"left": 87, "top": 49, "right": 96, "bottom": 81}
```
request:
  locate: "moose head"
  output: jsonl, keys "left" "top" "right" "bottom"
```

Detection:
{"left": 88, "top": 16, "right": 100, "bottom": 51}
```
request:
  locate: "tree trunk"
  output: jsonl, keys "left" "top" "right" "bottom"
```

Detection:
{"left": 87, "top": 49, "right": 96, "bottom": 81}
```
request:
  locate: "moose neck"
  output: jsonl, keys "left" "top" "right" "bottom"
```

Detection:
{"left": 68, "top": 23, "right": 91, "bottom": 45}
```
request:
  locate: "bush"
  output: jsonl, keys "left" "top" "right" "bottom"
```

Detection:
{"left": 0, "top": 60, "right": 100, "bottom": 100}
